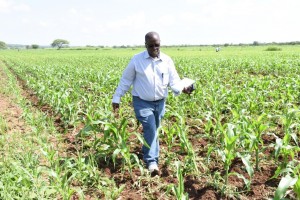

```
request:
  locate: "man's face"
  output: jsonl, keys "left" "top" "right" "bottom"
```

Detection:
{"left": 145, "top": 34, "right": 160, "bottom": 58}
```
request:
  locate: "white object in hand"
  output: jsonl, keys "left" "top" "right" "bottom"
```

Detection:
{"left": 171, "top": 78, "right": 195, "bottom": 95}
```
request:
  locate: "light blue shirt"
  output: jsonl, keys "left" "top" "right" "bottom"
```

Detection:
{"left": 112, "top": 50, "right": 182, "bottom": 103}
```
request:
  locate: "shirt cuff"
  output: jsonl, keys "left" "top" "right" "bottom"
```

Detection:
{"left": 112, "top": 95, "right": 121, "bottom": 104}
{"left": 170, "top": 84, "right": 184, "bottom": 96}
{"left": 172, "top": 89, "right": 182, "bottom": 96}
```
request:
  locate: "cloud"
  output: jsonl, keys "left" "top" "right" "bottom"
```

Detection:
{"left": 13, "top": 3, "right": 30, "bottom": 11}
{"left": 157, "top": 14, "right": 176, "bottom": 27}
{"left": 21, "top": 18, "right": 29, "bottom": 24}
{"left": 39, "top": 20, "right": 48, "bottom": 27}
{"left": 69, "top": 8, "right": 77, "bottom": 15}
{"left": 106, "top": 12, "right": 145, "bottom": 30}
{"left": 0, "top": 0, "right": 30, "bottom": 12}
{"left": 0, "top": 0, "right": 12, "bottom": 12}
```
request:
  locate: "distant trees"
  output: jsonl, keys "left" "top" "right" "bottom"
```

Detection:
{"left": 31, "top": 44, "right": 39, "bottom": 49}
{"left": 0, "top": 41, "right": 7, "bottom": 49}
{"left": 51, "top": 39, "right": 69, "bottom": 49}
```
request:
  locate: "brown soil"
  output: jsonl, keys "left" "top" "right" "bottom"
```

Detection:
{"left": 0, "top": 65, "right": 30, "bottom": 135}
{"left": 1, "top": 62, "right": 297, "bottom": 200}
{"left": 0, "top": 93, "right": 28, "bottom": 134}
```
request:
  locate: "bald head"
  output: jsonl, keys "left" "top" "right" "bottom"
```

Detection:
{"left": 145, "top": 31, "right": 161, "bottom": 58}
{"left": 145, "top": 31, "right": 160, "bottom": 42}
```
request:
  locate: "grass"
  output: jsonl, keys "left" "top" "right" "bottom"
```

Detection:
{"left": 265, "top": 46, "right": 282, "bottom": 51}
{"left": 0, "top": 115, "right": 8, "bottom": 134}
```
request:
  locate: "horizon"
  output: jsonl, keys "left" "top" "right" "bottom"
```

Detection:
{"left": 6, "top": 40, "right": 300, "bottom": 48}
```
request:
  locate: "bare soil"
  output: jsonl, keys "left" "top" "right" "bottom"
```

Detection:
{"left": 0, "top": 66, "right": 30, "bottom": 135}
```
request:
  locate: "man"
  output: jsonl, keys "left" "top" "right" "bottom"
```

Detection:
{"left": 112, "top": 31, "right": 192, "bottom": 176}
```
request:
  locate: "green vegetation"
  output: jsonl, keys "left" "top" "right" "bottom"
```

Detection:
{"left": 31, "top": 44, "right": 39, "bottom": 49}
{"left": 0, "top": 41, "right": 7, "bottom": 49}
{"left": 51, "top": 39, "right": 70, "bottom": 49}
{"left": 0, "top": 45, "right": 299, "bottom": 199}
{"left": 265, "top": 46, "right": 282, "bottom": 51}
{"left": 0, "top": 115, "right": 7, "bottom": 133}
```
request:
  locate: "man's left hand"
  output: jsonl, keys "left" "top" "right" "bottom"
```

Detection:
{"left": 182, "top": 85, "right": 194, "bottom": 94}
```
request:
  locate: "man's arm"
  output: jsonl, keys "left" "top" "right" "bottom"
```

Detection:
{"left": 112, "top": 58, "right": 136, "bottom": 111}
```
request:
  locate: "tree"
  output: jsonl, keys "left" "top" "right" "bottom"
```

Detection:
{"left": 253, "top": 41, "right": 259, "bottom": 46}
{"left": 31, "top": 44, "right": 39, "bottom": 49}
{"left": 51, "top": 39, "right": 69, "bottom": 49}
{"left": 0, "top": 41, "right": 7, "bottom": 49}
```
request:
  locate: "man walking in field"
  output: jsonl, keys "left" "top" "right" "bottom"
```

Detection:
{"left": 112, "top": 31, "right": 193, "bottom": 176}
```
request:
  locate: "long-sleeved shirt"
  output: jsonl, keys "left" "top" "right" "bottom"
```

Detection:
{"left": 112, "top": 50, "right": 182, "bottom": 103}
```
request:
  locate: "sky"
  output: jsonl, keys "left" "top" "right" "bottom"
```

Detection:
{"left": 0, "top": 0, "right": 299, "bottom": 46}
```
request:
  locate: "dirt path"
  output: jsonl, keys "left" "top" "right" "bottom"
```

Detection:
{"left": 0, "top": 63, "right": 30, "bottom": 135}
{"left": 0, "top": 62, "right": 75, "bottom": 160}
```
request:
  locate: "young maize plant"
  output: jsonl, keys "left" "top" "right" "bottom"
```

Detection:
{"left": 172, "top": 161, "right": 189, "bottom": 200}
{"left": 168, "top": 110, "right": 199, "bottom": 174}
{"left": 78, "top": 116, "right": 146, "bottom": 175}
{"left": 273, "top": 160, "right": 300, "bottom": 200}
{"left": 274, "top": 109, "right": 299, "bottom": 167}
{"left": 217, "top": 123, "right": 238, "bottom": 185}
{"left": 244, "top": 113, "right": 268, "bottom": 171}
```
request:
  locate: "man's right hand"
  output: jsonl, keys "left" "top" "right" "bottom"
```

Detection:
{"left": 112, "top": 103, "right": 120, "bottom": 112}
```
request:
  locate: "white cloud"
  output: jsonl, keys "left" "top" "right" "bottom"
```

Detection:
{"left": 69, "top": 8, "right": 77, "bottom": 15}
{"left": 13, "top": 3, "right": 30, "bottom": 11}
{"left": 81, "top": 27, "right": 91, "bottom": 34}
{"left": 179, "top": 12, "right": 207, "bottom": 25}
{"left": 0, "top": 0, "right": 12, "bottom": 12}
{"left": 106, "top": 12, "right": 145, "bottom": 30}
{"left": 21, "top": 18, "right": 29, "bottom": 24}
{"left": 157, "top": 14, "right": 176, "bottom": 27}
{"left": 39, "top": 20, "right": 48, "bottom": 27}
{"left": 0, "top": 0, "right": 30, "bottom": 12}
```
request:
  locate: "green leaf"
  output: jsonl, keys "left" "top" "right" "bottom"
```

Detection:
{"left": 290, "top": 132, "right": 298, "bottom": 146}
{"left": 274, "top": 174, "right": 297, "bottom": 200}
{"left": 294, "top": 177, "right": 300, "bottom": 199}
{"left": 258, "top": 124, "right": 267, "bottom": 133}
{"left": 112, "top": 149, "right": 121, "bottom": 167}
{"left": 257, "top": 113, "right": 266, "bottom": 123}
{"left": 227, "top": 123, "right": 235, "bottom": 138}
{"left": 49, "top": 170, "right": 57, "bottom": 178}
{"left": 234, "top": 172, "right": 250, "bottom": 189}
{"left": 45, "top": 188, "right": 57, "bottom": 196}
{"left": 274, "top": 138, "right": 283, "bottom": 159}
{"left": 238, "top": 153, "right": 254, "bottom": 178}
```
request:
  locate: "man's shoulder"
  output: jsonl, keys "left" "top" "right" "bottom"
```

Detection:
{"left": 132, "top": 51, "right": 147, "bottom": 59}
{"left": 159, "top": 52, "right": 172, "bottom": 62}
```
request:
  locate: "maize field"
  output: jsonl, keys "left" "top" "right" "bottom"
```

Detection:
{"left": 0, "top": 46, "right": 299, "bottom": 199}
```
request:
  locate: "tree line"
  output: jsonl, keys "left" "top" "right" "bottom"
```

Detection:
{"left": 1, "top": 39, "right": 300, "bottom": 50}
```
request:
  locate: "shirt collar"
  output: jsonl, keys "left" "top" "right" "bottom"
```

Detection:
{"left": 144, "top": 50, "right": 164, "bottom": 61}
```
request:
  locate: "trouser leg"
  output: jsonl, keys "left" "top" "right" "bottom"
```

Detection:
{"left": 133, "top": 96, "right": 165, "bottom": 167}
